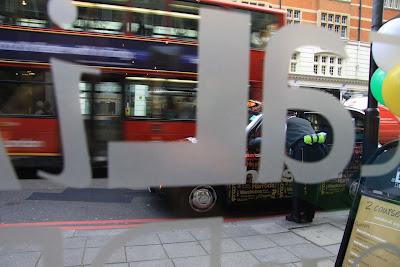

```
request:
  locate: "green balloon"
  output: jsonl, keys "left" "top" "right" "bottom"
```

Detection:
{"left": 370, "top": 68, "right": 386, "bottom": 105}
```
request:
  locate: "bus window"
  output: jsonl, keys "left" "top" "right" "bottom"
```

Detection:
{"left": 94, "top": 82, "right": 122, "bottom": 116}
{"left": 0, "top": 0, "right": 280, "bottom": 44}
{"left": 0, "top": 69, "right": 55, "bottom": 116}
{"left": 79, "top": 82, "right": 91, "bottom": 116}
{"left": 250, "top": 11, "right": 279, "bottom": 49}
{"left": 125, "top": 79, "right": 196, "bottom": 120}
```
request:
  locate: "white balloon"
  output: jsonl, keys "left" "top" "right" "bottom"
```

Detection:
{"left": 372, "top": 18, "right": 400, "bottom": 72}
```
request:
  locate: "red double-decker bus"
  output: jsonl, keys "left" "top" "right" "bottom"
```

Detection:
{"left": 0, "top": 0, "right": 285, "bottom": 169}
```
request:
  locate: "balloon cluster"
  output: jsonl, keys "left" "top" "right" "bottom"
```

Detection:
{"left": 370, "top": 18, "right": 400, "bottom": 116}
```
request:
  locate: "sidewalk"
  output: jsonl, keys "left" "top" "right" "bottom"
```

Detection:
{"left": 0, "top": 210, "right": 349, "bottom": 267}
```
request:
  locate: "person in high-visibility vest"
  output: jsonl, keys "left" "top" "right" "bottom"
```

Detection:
{"left": 286, "top": 116, "right": 328, "bottom": 223}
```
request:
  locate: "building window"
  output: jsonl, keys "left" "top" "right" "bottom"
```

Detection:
{"left": 287, "top": 9, "right": 293, "bottom": 18}
{"left": 294, "top": 10, "right": 301, "bottom": 19}
{"left": 341, "top": 26, "right": 347, "bottom": 38}
{"left": 320, "top": 12, "right": 349, "bottom": 38}
{"left": 321, "top": 65, "right": 326, "bottom": 75}
{"left": 289, "top": 52, "right": 299, "bottom": 73}
{"left": 384, "top": 0, "right": 400, "bottom": 9}
{"left": 290, "top": 63, "right": 296, "bottom": 72}
{"left": 314, "top": 54, "right": 343, "bottom": 77}
{"left": 329, "top": 66, "right": 334, "bottom": 76}
{"left": 287, "top": 8, "right": 301, "bottom": 24}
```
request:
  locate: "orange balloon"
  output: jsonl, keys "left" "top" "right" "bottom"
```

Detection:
{"left": 382, "top": 64, "right": 400, "bottom": 117}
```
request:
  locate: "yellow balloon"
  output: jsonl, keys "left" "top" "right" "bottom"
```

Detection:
{"left": 382, "top": 64, "right": 400, "bottom": 117}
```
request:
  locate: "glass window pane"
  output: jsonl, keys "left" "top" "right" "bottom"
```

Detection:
{"left": 314, "top": 64, "right": 318, "bottom": 74}
{"left": 341, "top": 26, "right": 347, "bottom": 38}
{"left": 0, "top": 83, "right": 55, "bottom": 116}
{"left": 290, "top": 62, "right": 296, "bottom": 72}
{"left": 294, "top": 10, "right": 300, "bottom": 19}
{"left": 126, "top": 81, "right": 196, "bottom": 120}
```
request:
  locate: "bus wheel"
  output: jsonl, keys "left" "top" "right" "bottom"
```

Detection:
{"left": 169, "top": 186, "right": 223, "bottom": 217}
{"left": 188, "top": 185, "right": 218, "bottom": 214}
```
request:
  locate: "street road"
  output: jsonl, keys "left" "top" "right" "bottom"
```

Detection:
{"left": 0, "top": 179, "right": 291, "bottom": 225}
{"left": 0, "top": 179, "right": 173, "bottom": 224}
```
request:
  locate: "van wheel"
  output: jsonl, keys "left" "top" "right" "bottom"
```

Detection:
{"left": 168, "top": 186, "right": 224, "bottom": 217}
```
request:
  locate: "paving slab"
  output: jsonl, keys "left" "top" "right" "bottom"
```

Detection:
{"left": 323, "top": 244, "right": 341, "bottom": 255}
{"left": 85, "top": 234, "right": 158, "bottom": 248}
{"left": 158, "top": 230, "right": 195, "bottom": 243}
{"left": 126, "top": 234, "right": 160, "bottom": 246}
{"left": 221, "top": 251, "right": 259, "bottom": 267}
{"left": 251, "top": 223, "right": 290, "bottom": 235}
{"left": 221, "top": 251, "right": 260, "bottom": 267}
{"left": 64, "top": 230, "right": 76, "bottom": 238}
{"left": 64, "top": 237, "right": 87, "bottom": 249}
{"left": 75, "top": 229, "right": 127, "bottom": 238}
{"left": 284, "top": 243, "right": 333, "bottom": 259}
{"left": 163, "top": 241, "right": 207, "bottom": 258}
{"left": 251, "top": 246, "right": 300, "bottom": 264}
{"left": 234, "top": 235, "right": 277, "bottom": 250}
{"left": 0, "top": 242, "right": 42, "bottom": 255}
{"left": 223, "top": 224, "right": 261, "bottom": 238}
{"left": 173, "top": 252, "right": 260, "bottom": 267}
{"left": 173, "top": 255, "right": 210, "bottom": 267}
{"left": 64, "top": 248, "right": 85, "bottom": 267}
{"left": 126, "top": 245, "right": 167, "bottom": 262}
{"left": 268, "top": 232, "right": 310, "bottom": 246}
{"left": 85, "top": 264, "right": 129, "bottom": 267}
{"left": 85, "top": 236, "right": 114, "bottom": 248}
{"left": 200, "top": 238, "right": 243, "bottom": 254}
{"left": 189, "top": 228, "right": 227, "bottom": 241}
{"left": 129, "top": 259, "right": 174, "bottom": 267}
{"left": 83, "top": 247, "right": 125, "bottom": 265}
{"left": 274, "top": 219, "right": 314, "bottom": 230}
{"left": 292, "top": 224, "right": 344, "bottom": 246}
{"left": 293, "top": 258, "right": 335, "bottom": 267}
{"left": 37, "top": 248, "right": 84, "bottom": 267}
{"left": 0, "top": 252, "right": 41, "bottom": 267}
